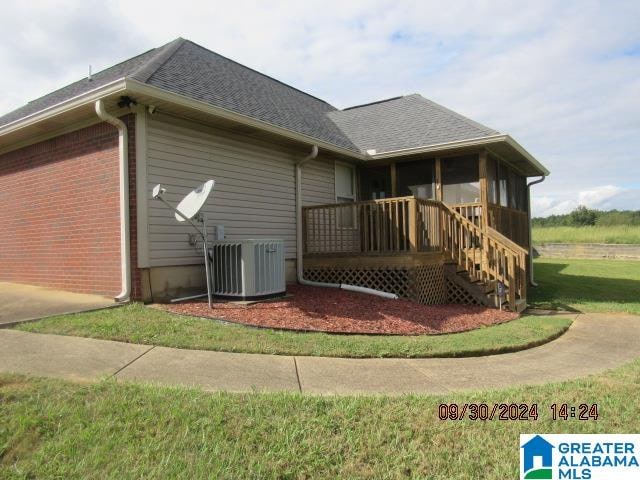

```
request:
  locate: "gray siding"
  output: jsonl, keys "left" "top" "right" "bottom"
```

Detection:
{"left": 302, "top": 158, "right": 335, "bottom": 206}
{"left": 145, "top": 115, "right": 336, "bottom": 266}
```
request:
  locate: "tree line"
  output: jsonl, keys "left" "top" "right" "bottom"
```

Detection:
{"left": 532, "top": 206, "right": 640, "bottom": 227}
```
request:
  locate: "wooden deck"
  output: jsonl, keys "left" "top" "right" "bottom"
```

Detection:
{"left": 302, "top": 196, "right": 529, "bottom": 310}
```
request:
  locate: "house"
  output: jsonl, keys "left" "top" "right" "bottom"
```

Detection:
{"left": 521, "top": 435, "right": 554, "bottom": 474}
{"left": 0, "top": 38, "right": 549, "bottom": 310}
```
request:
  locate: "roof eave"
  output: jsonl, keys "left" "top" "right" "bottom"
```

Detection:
{"left": 502, "top": 135, "right": 550, "bottom": 176}
{"left": 124, "top": 79, "right": 365, "bottom": 160}
{"left": 0, "top": 78, "right": 128, "bottom": 138}
{"left": 369, "top": 134, "right": 550, "bottom": 176}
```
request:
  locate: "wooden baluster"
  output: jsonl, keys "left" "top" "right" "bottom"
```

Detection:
{"left": 395, "top": 200, "right": 400, "bottom": 252}
{"left": 508, "top": 253, "right": 517, "bottom": 309}
{"left": 374, "top": 203, "right": 380, "bottom": 252}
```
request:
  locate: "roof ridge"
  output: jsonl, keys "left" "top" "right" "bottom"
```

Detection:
{"left": 341, "top": 95, "right": 404, "bottom": 111}
{"left": 128, "top": 37, "right": 187, "bottom": 83}
{"left": 412, "top": 94, "right": 499, "bottom": 134}
{"left": 182, "top": 40, "right": 339, "bottom": 109}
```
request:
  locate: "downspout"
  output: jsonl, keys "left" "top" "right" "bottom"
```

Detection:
{"left": 95, "top": 100, "right": 131, "bottom": 302}
{"left": 295, "top": 146, "right": 398, "bottom": 299}
{"left": 527, "top": 175, "right": 546, "bottom": 286}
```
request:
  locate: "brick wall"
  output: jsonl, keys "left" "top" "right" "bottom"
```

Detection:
{"left": 0, "top": 119, "right": 137, "bottom": 296}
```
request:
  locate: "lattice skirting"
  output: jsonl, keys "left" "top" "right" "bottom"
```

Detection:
{"left": 303, "top": 264, "right": 450, "bottom": 305}
{"left": 413, "top": 265, "right": 447, "bottom": 304}
{"left": 445, "top": 278, "right": 481, "bottom": 305}
{"left": 304, "top": 266, "right": 413, "bottom": 298}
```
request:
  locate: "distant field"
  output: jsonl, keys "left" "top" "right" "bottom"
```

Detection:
{"left": 532, "top": 225, "right": 640, "bottom": 244}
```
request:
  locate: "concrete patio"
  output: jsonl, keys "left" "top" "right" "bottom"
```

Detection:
{"left": 0, "top": 282, "right": 115, "bottom": 327}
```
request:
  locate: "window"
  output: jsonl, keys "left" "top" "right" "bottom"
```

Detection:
{"left": 335, "top": 163, "right": 355, "bottom": 203}
{"left": 335, "top": 163, "right": 356, "bottom": 227}
{"left": 397, "top": 159, "right": 435, "bottom": 199}
{"left": 442, "top": 155, "right": 480, "bottom": 204}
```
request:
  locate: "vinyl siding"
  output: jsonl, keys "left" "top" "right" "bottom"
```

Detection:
{"left": 145, "top": 114, "right": 336, "bottom": 266}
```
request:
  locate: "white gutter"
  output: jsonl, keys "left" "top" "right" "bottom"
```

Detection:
{"left": 527, "top": 175, "right": 546, "bottom": 286}
{"left": 369, "top": 134, "right": 550, "bottom": 177}
{"left": 95, "top": 99, "right": 131, "bottom": 302}
{"left": 369, "top": 134, "right": 507, "bottom": 159}
{"left": 0, "top": 79, "right": 127, "bottom": 137}
{"left": 295, "top": 146, "right": 398, "bottom": 299}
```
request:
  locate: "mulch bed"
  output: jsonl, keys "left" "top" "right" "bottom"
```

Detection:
{"left": 161, "top": 284, "right": 519, "bottom": 335}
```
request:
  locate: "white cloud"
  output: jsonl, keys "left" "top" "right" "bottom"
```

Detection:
{"left": 532, "top": 185, "right": 640, "bottom": 217}
{"left": 578, "top": 186, "right": 624, "bottom": 208}
{"left": 1, "top": 0, "right": 639, "bottom": 215}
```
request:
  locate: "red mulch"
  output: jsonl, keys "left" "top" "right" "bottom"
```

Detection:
{"left": 161, "top": 284, "right": 519, "bottom": 335}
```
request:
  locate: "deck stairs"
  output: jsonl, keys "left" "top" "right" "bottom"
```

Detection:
{"left": 437, "top": 203, "right": 529, "bottom": 313}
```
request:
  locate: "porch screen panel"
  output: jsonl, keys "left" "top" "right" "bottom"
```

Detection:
{"left": 498, "top": 162, "right": 509, "bottom": 207}
{"left": 442, "top": 155, "right": 480, "bottom": 204}
{"left": 487, "top": 156, "right": 498, "bottom": 204}
{"left": 397, "top": 159, "right": 435, "bottom": 199}
{"left": 359, "top": 166, "right": 392, "bottom": 200}
{"left": 515, "top": 174, "right": 527, "bottom": 211}
{"left": 508, "top": 169, "right": 519, "bottom": 209}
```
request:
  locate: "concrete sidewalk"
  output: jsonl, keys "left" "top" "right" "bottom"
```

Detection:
{"left": 0, "top": 282, "right": 115, "bottom": 327}
{"left": 1, "top": 312, "right": 639, "bottom": 395}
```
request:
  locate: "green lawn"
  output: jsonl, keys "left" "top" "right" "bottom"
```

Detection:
{"left": 532, "top": 225, "right": 640, "bottom": 244}
{"left": 529, "top": 258, "right": 640, "bottom": 314}
{"left": 15, "top": 303, "right": 570, "bottom": 358}
{"left": 2, "top": 359, "right": 640, "bottom": 479}
{"left": 15, "top": 257, "right": 639, "bottom": 357}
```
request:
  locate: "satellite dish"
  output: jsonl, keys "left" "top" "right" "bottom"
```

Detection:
{"left": 175, "top": 180, "right": 214, "bottom": 222}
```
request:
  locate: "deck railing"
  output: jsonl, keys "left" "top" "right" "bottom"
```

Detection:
{"left": 302, "top": 196, "right": 442, "bottom": 255}
{"left": 487, "top": 203, "right": 529, "bottom": 247}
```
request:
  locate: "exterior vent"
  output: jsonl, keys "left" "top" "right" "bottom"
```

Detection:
{"left": 211, "top": 239, "right": 286, "bottom": 300}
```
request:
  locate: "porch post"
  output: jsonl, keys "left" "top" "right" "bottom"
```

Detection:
{"left": 390, "top": 162, "right": 397, "bottom": 197}
{"left": 478, "top": 151, "right": 490, "bottom": 283}
{"left": 479, "top": 151, "right": 489, "bottom": 230}
{"left": 435, "top": 158, "right": 442, "bottom": 202}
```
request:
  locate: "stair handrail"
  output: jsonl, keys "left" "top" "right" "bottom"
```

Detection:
{"left": 439, "top": 202, "right": 527, "bottom": 309}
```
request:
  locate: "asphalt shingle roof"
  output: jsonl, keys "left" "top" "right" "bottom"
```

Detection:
{"left": 0, "top": 44, "right": 165, "bottom": 128}
{"left": 0, "top": 38, "right": 500, "bottom": 155}
{"left": 327, "top": 94, "right": 499, "bottom": 154}
{"left": 141, "top": 40, "right": 357, "bottom": 151}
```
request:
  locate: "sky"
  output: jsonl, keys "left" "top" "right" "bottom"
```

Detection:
{"left": 1, "top": 0, "right": 638, "bottom": 216}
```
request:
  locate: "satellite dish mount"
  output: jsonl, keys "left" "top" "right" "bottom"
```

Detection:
{"left": 152, "top": 180, "right": 215, "bottom": 307}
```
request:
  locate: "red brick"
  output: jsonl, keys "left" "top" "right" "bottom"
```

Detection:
{"left": 0, "top": 115, "right": 142, "bottom": 298}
